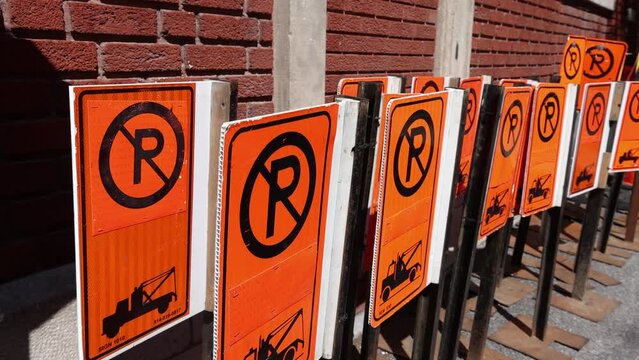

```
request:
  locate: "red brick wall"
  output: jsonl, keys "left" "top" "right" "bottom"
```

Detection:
{"left": 0, "top": 0, "right": 273, "bottom": 283}
{"left": 325, "top": 0, "right": 438, "bottom": 95}
{"left": 471, "top": 0, "right": 616, "bottom": 81}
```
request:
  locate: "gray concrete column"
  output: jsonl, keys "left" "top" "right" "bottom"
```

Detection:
{"left": 433, "top": 0, "right": 475, "bottom": 78}
{"left": 273, "top": 0, "right": 327, "bottom": 111}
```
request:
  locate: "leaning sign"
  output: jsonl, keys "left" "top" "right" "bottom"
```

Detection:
{"left": 567, "top": 82, "right": 614, "bottom": 197}
{"left": 214, "top": 104, "right": 337, "bottom": 359}
{"left": 610, "top": 82, "right": 639, "bottom": 172}
{"left": 520, "top": 83, "right": 578, "bottom": 216}
{"left": 369, "top": 90, "right": 464, "bottom": 327}
{"left": 70, "top": 83, "right": 215, "bottom": 360}
{"left": 337, "top": 76, "right": 403, "bottom": 97}
{"left": 479, "top": 87, "right": 533, "bottom": 238}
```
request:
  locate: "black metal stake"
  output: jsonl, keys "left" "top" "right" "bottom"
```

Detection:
{"left": 467, "top": 218, "right": 511, "bottom": 360}
{"left": 361, "top": 301, "right": 381, "bottom": 360}
{"left": 333, "top": 83, "right": 382, "bottom": 360}
{"left": 496, "top": 219, "right": 514, "bottom": 285}
{"left": 598, "top": 173, "right": 624, "bottom": 253}
{"left": 439, "top": 85, "right": 502, "bottom": 360}
{"left": 572, "top": 188, "right": 605, "bottom": 300}
{"left": 511, "top": 215, "right": 531, "bottom": 268}
{"left": 531, "top": 206, "right": 563, "bottom": 340}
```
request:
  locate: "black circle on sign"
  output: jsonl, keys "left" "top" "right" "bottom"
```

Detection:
{"left": 537, "top": 92, "right": 561, "bottom": 143}
{"left": 239, "top": 132, "right": 316, "bottom": 259}
{"left": 500, "top": 99, "right": 523, "bottom": 157}
{"left": 629, "top": 89, "right": 639, "bottom": 123}
{"left": 562, "top": 42, "right": 581, "bottom": 80}
{"left": 420, "top": 80, "right": 440, "bottom": 94}
{"left": 585, "top": 92, "right": 605, "bottom": 135}
{"left": 583, "top": 45, "right": 614, "bottom": 79}
{"left": 99, "top": 101, "right": 184, "bottom": 209}
{"left": 464, "top": 88, "right": 477, "bottom": 135}
{"left": 393, "top": 109, "right": 435, "bottom": 197}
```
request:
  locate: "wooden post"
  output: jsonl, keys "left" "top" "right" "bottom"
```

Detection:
{"left": 467, "top": 218, "right": 512, "bottom": 360}
{"left": 531, "top": 207, "right": 563, "bottom": 340}
{"left": 598, "top": 173, "right": 624, "bottom": 253}
{"left": 511, "top": 216, "right": 531, "bottom": 267}
{"left": 625, "top": 175, "right": 639, "bottom": 242}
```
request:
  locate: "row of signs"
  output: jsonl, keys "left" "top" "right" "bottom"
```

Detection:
{"left": 70, "top": 35, "right": 637, "bottom": 360}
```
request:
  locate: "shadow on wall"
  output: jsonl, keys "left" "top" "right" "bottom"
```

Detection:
{"left": 0, "top": 23, "right": 75, "bottom": 284}
{"left": 0, "top": 19, "right": 210, "bottom": 359}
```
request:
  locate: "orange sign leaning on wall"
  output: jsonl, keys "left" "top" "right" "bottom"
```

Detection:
{"left": 610, "top": 82, "right": 639, "bottom": 172}
{"left": 521, "top": 84, "right": 568, "bottom": 216}
{"left": 215, "top": 104, "right": 337, "bottom": 360}
{"left": 479, "top": 87, "right": 533, "bottom": 238}
{"left": 568, "top": 82, "right": 613, "bottom": 197}
{"left": 368, "top": 90, "right": 463, "bottom": 327}
{"left": 581, "top": 38, "right": 627, "bottom": 83}
{"left": 560, "top": 35, "right": 586, "bottom": 84}
{"left": 499, "top": 79, "right": 537, "bottom": 88}
{"left": 457, "top": 76, "right": 491, "bottom": 195}
{"left": 71, "top": 84, "right": 197, "bottom": 360}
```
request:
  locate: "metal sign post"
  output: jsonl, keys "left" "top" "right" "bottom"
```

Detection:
{"left": 438, "top": 85, "right": 503, "bottom": 360}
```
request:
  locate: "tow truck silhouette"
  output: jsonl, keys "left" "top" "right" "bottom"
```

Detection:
{"left": 528, "top": 174, "right": 551, "bottom": 203}
{"left": 102, "top": 267, "right": 177, "bottom": 338}
{"left": 244, "top": 309, "right": 305, "bottom": 360}
{"left": 575, "top": 164, "right": 594, "bottom": 185}
{"left": 456, "top": 160, "right": 470, "bottom": 192}
{"left": 619, "top": 148, "right": 639, "bottom": 164}
{"left": 485, "top": 189, "right": 508, "bottom": 224}
{"left": 381, "top": 240, "right": 423, "bottom": 302}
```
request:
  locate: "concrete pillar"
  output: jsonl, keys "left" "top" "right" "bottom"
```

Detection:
{"left": 433, "top": 0, "right": 475, "bottom": 78}
{"left": 273, "top": 0, "right": 327, "bottom": 111}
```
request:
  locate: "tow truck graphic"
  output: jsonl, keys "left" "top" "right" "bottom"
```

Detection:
{"left": 619, "top": 148, "right": 639, "bottom": 164}
{"left": 380, "top": 240, "right": 423, "bottom": 302}
{"left": 244, "top": 309, "right": 305, "bottom": 360}
{"left": 456, "top": 160, "right": 470, "bottom": 190}
{"left": 527, "top": 174, "right": 551, "bottom": 203}
{"left": 485, "top": 189, "right": 508, "bottom": 224}
{"left": 575, "top": 164, "right": 594, "bottom": 185}
{"left": 103, "top": 267, "right": 177, "bottom": 338}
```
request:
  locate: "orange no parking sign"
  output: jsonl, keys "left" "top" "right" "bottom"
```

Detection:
{"left": 369, "top": 91, "right": 463, "bottom": 327}
{"left": 521, "top": 84, "right": 568, "bottom": 216}
{"left": 479, "top": 87, "right": 533, "bottom": 238}
{"left": 610, "top": 82, "right": 639, "bottom": 172}
{"left": 215, "top": 105, "right": 337, "bottom": 360}
{"left": 457, "top": 76, "right": 491, "bottom": 195}
{"left": 71, "top": 84, "right": 196, "bottom": 360}
{"left": 568, "top": 83, "right": 613, "bottom": 197}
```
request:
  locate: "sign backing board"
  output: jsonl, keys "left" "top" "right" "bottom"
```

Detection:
{"left": 317, "top": 99, "right": 360, "bottom": 359}
{"left": 368, "top": 90, "right": 464, "bottom": 327}
{"left": 214, "top": 104, "right": 338, "bottom": 360}
{"left": 610, "top": 82, "right": 639, "bottom": 172}
{"left": 457, "top": 76, "right": 492, "bottom": 196}
{"left": 410, "top": 76, "right": 459, "bottom": 94}
{"left": 520, "top": 83, "right": 572, "bottom": 217}
{"left": 478, "top": 87, "right": 533, "bottom": 239}
{"left": 568, "top": 82, "right": 613, "bottom": 197}
{"left": 70, "top": 82, "right": 214, "bottom": 360}
{"left": 337, "top": 76, "right": 402, "bottom": 97}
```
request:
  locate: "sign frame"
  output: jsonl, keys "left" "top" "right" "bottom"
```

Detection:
{"left": 609, "top": 82, "right": 639, "bottom": 173}
{"left": 367, "top": 90, "right": 464, "bottom": 327}
{"left": 70, "top": 81, "right": 225, "bottom": 360}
